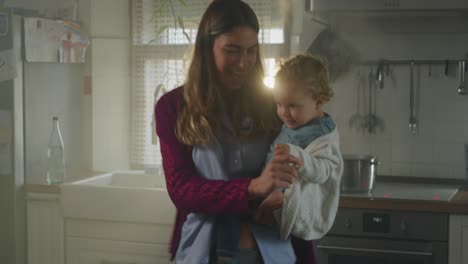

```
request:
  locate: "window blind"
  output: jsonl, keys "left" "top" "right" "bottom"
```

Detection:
{"left": 131, "top": 0, "right": 287, "bottom": 168}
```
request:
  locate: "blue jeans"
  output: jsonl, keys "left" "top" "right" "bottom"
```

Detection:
{"left": 215, "top": 215, "right": 241, "bottom": 263}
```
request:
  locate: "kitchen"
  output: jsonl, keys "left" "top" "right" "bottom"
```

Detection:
{"left": 0, "top": 0, "right": 468, "bottom": 264}
{"left": 296, "top": 1, "right": 468, "bottom": 263}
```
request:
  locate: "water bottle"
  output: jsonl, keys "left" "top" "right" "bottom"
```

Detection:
{"left": 46, "top": 116, "right": 66, "bottom": 185}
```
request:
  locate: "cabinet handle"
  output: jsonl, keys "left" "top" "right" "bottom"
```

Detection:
{"left": 316, "top": 245, "right": 433, "bottom": 256}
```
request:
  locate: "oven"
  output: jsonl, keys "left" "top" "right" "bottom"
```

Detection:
{"left": 315, "top": 208, "right": 448, "bottom": 264}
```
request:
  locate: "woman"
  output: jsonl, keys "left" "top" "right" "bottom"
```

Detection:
{"left": 155, "top": 0, "right": 313, "bottom": 263}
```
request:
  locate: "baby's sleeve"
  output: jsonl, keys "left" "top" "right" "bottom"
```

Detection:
{"left": 287, "top": 142, "right": 340, "bottom": 184}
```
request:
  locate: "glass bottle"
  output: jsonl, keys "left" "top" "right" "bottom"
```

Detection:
{"left": 46, "top": 116, "right": 66, "bottom": 185}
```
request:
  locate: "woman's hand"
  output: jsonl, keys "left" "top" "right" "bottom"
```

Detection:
{"left": 248, "top": 148, "right": 301, "bottom": 199}
{"left": 254, "top": 190, "right": 283, "bottom": 226}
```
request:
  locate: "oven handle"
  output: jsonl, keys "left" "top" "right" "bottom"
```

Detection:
{"left": 316, "top": 245, "right": 433, "bottom": 256}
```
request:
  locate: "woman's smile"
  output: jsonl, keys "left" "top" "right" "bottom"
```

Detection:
{"left": 213, "top": 26, "right": 258, "bottom": 90}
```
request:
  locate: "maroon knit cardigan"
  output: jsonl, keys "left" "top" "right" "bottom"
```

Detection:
{"left": 154, "top": 86, "right": 316, "bottom": 263}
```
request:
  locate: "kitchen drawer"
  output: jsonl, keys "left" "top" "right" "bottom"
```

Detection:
{"left": 65, "top": 218, "right": 172, "bottom": 244}
{"left": 66, "top": 237, "right": 172, "bottom": 264}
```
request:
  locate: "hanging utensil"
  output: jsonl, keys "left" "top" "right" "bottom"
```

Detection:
{"left": 409, "top": 61, "right": 418, "bottom": 134}
{"left": 458, "top": 60, "right": 466, "bottom": 95}
{"left": 372, "top": 77, "right": 385, "bottom": 132}
{"left": 349, "top": 67, "right": 366, "bottom": 130}
{"left": 365, "top": 68, "right": 378, "bottom": 134}
{"left": 375, "top": 60, "right": 385, "bottom": 89}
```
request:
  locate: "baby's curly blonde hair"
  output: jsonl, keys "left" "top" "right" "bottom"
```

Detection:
{"left": 275, "top": 54, "right": 334, "bottom": 102}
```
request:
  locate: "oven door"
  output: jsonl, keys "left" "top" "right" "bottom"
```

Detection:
{"left": 315, "top": 236, "right": 447, "bottom": 264}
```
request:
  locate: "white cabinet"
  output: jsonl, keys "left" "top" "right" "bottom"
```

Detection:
{"left": 449, "top": 214, "right": 468, "bottom": 264}
{"left": 27, "top": 190, "right": 174, "bottom": 264}
{"left": 66, "top": 237, "right": 170, "bottom": 264}
{"left": 26, "top": 192, "right": 64, "bottom": 264}
{"left": 65, "top": 219, "right": 173, "bottom": 264}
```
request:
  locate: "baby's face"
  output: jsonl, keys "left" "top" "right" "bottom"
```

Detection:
{"left": 274, "top": 82, "right": 323, "bottom": 129}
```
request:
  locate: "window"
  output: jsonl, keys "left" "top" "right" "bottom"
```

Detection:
{"left": 131, "top": 0, "right": 287, "bottom": 167}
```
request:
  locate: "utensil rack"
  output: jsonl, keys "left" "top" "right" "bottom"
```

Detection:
{"left": 360, "top": 58, "right": 467, "bottom": 95}
{"left": 360, "top": 59, "right": 463, "bottom": 65}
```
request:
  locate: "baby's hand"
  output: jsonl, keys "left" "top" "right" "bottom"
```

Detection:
{"left": 274, "top": 144, "right": 290, "bottom": 157}
{"left": 274, "top": 143, "right": 302, "bottom": 168}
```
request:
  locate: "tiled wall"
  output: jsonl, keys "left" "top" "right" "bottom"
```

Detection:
{"left": 316, "top": 19, "right": 468, "bottom": 179}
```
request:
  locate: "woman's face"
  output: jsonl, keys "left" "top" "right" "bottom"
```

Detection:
{"left": 212, "top": 26, "right": 258, "bottom": 90}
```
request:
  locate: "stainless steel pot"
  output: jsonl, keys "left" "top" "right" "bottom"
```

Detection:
{"left": 341, "top": 154, "right": 381, "bottom": 193}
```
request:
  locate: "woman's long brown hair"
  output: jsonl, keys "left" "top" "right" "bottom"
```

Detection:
{"left": 175, "top": 0, "right": 279, "bottom": 146}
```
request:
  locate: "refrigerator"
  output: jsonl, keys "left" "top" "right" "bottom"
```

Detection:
{"left": 0, "top": 10, "right": 26, "bottom": 264}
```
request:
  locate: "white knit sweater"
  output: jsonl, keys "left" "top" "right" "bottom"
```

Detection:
{"left": 274, "top": 128, "right": 343, "bottom": 240}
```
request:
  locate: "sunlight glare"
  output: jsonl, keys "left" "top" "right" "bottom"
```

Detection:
{"left": 263, "top": 76, "right": 275, "bottom": 89}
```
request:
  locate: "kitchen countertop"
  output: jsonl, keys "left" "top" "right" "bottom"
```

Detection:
{"left": 26, "top": 173, "right": 468, "bottom": 214}
{"left": 340, "top": 176, "right": 468, "bottom": 214}
{"left": 25, "top": 170, "right": 103, "bottom": 194}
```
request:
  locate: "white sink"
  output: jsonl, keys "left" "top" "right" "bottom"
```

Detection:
{"left": 68, "top": 170, "right": 164, "bottom": 188}
{"left": 61, "top": 170, "right": 175, "bottom": 224}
